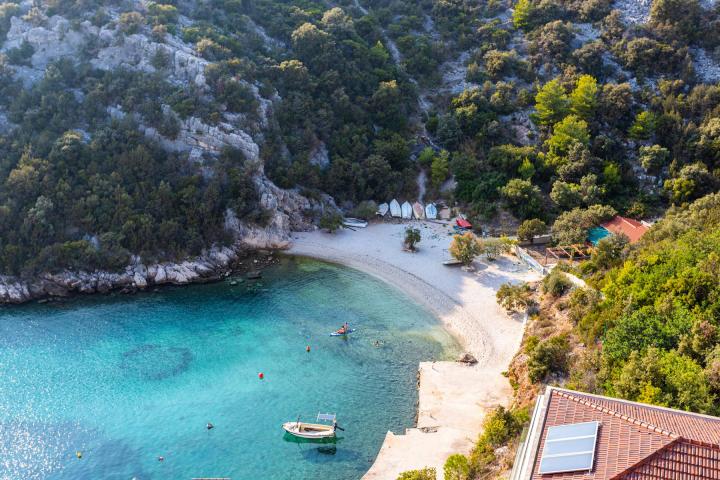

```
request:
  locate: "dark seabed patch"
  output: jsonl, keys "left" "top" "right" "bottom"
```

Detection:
{"left": 120, "top": 345, "right": 194, "bottom": 380}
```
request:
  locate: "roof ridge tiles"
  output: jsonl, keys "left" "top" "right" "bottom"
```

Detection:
{"left": 609, "top": 437, "right": 685, "bottom": 480}
{"left": 553, "top": 390, "right": 679, "bottom": 439}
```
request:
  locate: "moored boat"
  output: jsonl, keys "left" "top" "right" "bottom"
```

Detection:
{"left": 401, "top": 201, "right": 412, "bottom": 219}
{"left": 283, "top": 413, "right": 340, "bottom": 439}
{"left": 330, "top": 328, "right": 356, "bottom": 336}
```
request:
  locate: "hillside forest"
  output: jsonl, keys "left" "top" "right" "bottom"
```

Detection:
{"left": 1, "top": 0, "right": 719, "bottom": 276}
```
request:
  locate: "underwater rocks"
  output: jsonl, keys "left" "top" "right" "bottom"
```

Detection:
{"left": 121, "top": 344, "right": 193, "bottom": 380}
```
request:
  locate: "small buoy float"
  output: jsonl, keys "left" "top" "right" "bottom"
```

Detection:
{"left": 306, "top": 345, "right": 311, "bottom": 352}
{"left": 207, "top": 422, "right": 214, "bottom": 430}
{"left": 258, "top": 372, "right": 264, "bottom": 379}
{"left": 75, "top": 451, "right": 82, "bottom": 459}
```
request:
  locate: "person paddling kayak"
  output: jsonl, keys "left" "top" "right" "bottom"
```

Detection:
{"left": 335, "top": 322, "right": 349, "bottom": 335}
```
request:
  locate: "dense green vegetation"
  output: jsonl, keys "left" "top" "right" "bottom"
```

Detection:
{"left": 565, "top": 193, "right": 720, "bottom": 414}
{"left": 0, "top": 0, "right": 419, "bottom": 275}
{"left": 3, "top": 0, "right": 720, "bottom": 284}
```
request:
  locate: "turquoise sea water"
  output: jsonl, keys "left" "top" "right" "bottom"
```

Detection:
{"left": 0, "top": 257, "right": 457, "bottom": 480}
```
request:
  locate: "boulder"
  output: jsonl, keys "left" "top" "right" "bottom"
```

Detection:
{"left": 457, "top": 353, "right": 478, "bottom": 365}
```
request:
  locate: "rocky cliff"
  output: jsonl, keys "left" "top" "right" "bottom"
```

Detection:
{"left": 0, "top": 177, "right": 332, "bottom": 304}
{"left": 0, "top": 3, "right": 335, "bottom": 304}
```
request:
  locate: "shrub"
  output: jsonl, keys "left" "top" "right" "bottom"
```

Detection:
{"left": 351, "top": 201, "right": 378, "bottom": 220}
{"left": 6, "top": 40, "right": 34, "bottom": 66}
{"left": 543, "top": 270, "right": 573, "bottom": 297}
{"left": 528, "top": 335, "right": 571, "bottom": 382}
{"left": 480, "top": 236, "right": 515, "bottom": 260}
{"left": 517, "top": 219, "right": 548, "bottom": 242}
{"left": 497, "top": 282, "right": 533, "bottom": 312}
{"left": 467, "top": 406, "right": 528, "bottom": 476}
{"left": 397, "top": 467, "right": 436, "bottom": 480}
{"left": 444, "top": 454, "right": 470, "bottom": 480}
{"left": 499, "top": 179, "right": 543, "bottom": 220}
{"left": 449, "top": 232, "right": 481, "bottom": 266}
{"left": 404, "top": 227, "right": 421, "bottom": 251}
{"left": 319, "top": 212, "right": 343, "bottom": 233}
{"left": 119, "top": 11, "right": 144, "bottom": 34}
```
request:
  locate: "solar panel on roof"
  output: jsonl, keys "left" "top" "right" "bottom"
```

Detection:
{"left": 538, "top": 421, "right": 599, "bottom": 475}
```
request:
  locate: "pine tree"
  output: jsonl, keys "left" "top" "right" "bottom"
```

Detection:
{"left": 532, "top": 79, "right": 569, "bottom": 126}
{"left": 570, "top": 75, "right": 598, "bottom": 121}
{"left": 512, "top": 0, "right": 534, "bottom": 30}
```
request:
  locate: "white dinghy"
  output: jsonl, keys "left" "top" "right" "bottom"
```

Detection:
{"left": 401, "top": 201, "right": 412, "bottom": 219}
{"left": 425, "top": 203, "right": 438, "bottom": 219}
{"left": 389, "top": 199, "right": 401, "bottom": 218}
{"left": 283, "top": 413, "right": 341, "bottom": 440}
{"left": 343, "top": 217, "right": 368, "bottom": 228}
{"left": 377, "top": 203, "right": 389, "bottom": 217}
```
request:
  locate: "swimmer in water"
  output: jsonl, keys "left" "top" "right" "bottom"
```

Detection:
{"left": 207, "top": 422, "right": 214, "bottom": 430}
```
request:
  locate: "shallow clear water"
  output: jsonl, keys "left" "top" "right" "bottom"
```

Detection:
{"left": 0, "top": 257, "right": 458, "bottom": 480}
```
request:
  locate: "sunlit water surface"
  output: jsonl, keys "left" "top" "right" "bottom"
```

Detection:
{"left": 0, "top": 257, "right": 458, "bottom": 480}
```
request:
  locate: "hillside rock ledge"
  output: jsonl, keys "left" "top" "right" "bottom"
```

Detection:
{"left": 0, "top": 179, "right": 332, "bottom": 304}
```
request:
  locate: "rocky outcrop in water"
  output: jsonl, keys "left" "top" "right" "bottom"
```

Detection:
{"left": 0, "top": 178, "right": 336, "bottom": 304}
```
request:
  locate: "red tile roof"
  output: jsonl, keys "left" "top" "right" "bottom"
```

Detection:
{"left": 529, "top": 388, "right": 720, "bottom": 480}
{"left": 600, "top": 216, "right": 649, "bottom": 243}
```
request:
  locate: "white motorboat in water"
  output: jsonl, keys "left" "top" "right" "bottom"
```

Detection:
{"left": 283, "top": 413, "right": 340, "bottom": 439}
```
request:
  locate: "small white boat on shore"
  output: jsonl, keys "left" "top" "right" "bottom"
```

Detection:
{"left": 343, "top": 217, "right": 368, "bottom": 228}
{"left": 283, "top": 413, "right": 340, "bottom": 439}
{"left": 389, "top": 199, "right": 401, "bottom": 217}
{"left": 425, "top": 203, "right": 438, "bottom": 219}
{"left": 401, "top": 201, "right": 412, "bottom": 219}
{"left": 413, "top": 202, "right": 425, "bottom": 219}
{"left": 377, "top": 203, "right": 389, "bottom": 217}
{"left": 443, "top": 259, "right": 463, "bottom": 266}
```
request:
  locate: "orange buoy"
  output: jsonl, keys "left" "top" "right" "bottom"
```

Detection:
{"left": 258, "top": 372, "right": 264, "bottom": 379}
{"left": 306, "top": 345, "right": 311, "bottom": 352}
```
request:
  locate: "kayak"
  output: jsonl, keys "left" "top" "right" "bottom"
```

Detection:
{"left": 330, "top": 329, "right": 356, "bottom": 336}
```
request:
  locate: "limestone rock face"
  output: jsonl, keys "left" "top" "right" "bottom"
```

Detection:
{"left": 0, "top": 6, "right": 337, "bottom": 305}
{"left": 92, "top": 32, "right": 209, "bottom": 86}
{"left": 0, "top": 178, "right": 334, "bottom": 303}
{"left": 0, "top": 245, "right": 243, "bottom": 304}
{"left": 144, "top": 111, "right": 261, "bottom": 162}
{"left": 3, "top": 14, "right": 208, "bottom": 86}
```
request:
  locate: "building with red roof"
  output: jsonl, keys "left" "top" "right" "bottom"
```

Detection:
{"left": 511, "top": 386, "right": 720, "bottom": 479}
{"left": 600, "top": 216, "right": 650, "bottom": 244}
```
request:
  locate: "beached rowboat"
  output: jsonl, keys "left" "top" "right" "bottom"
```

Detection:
{"left": 343, "top": 218, "right": 368, "bottom": 228}
{"left": 283, "top": 413, "right": 339, "bottom": 439}
{"left": 401, "top": 201, "right": 412, "bottom": 219}
{"left": 377, "top": 203, "right": 389, "bottom": 216}
{"left": 413, "top": 202, "right": 425, "bottom": 219}
{"left": 389, "top": 199, "right": 401, "bottom": 218}
{"left": 425, "top": 203, "right": 438, "bottom": 219}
